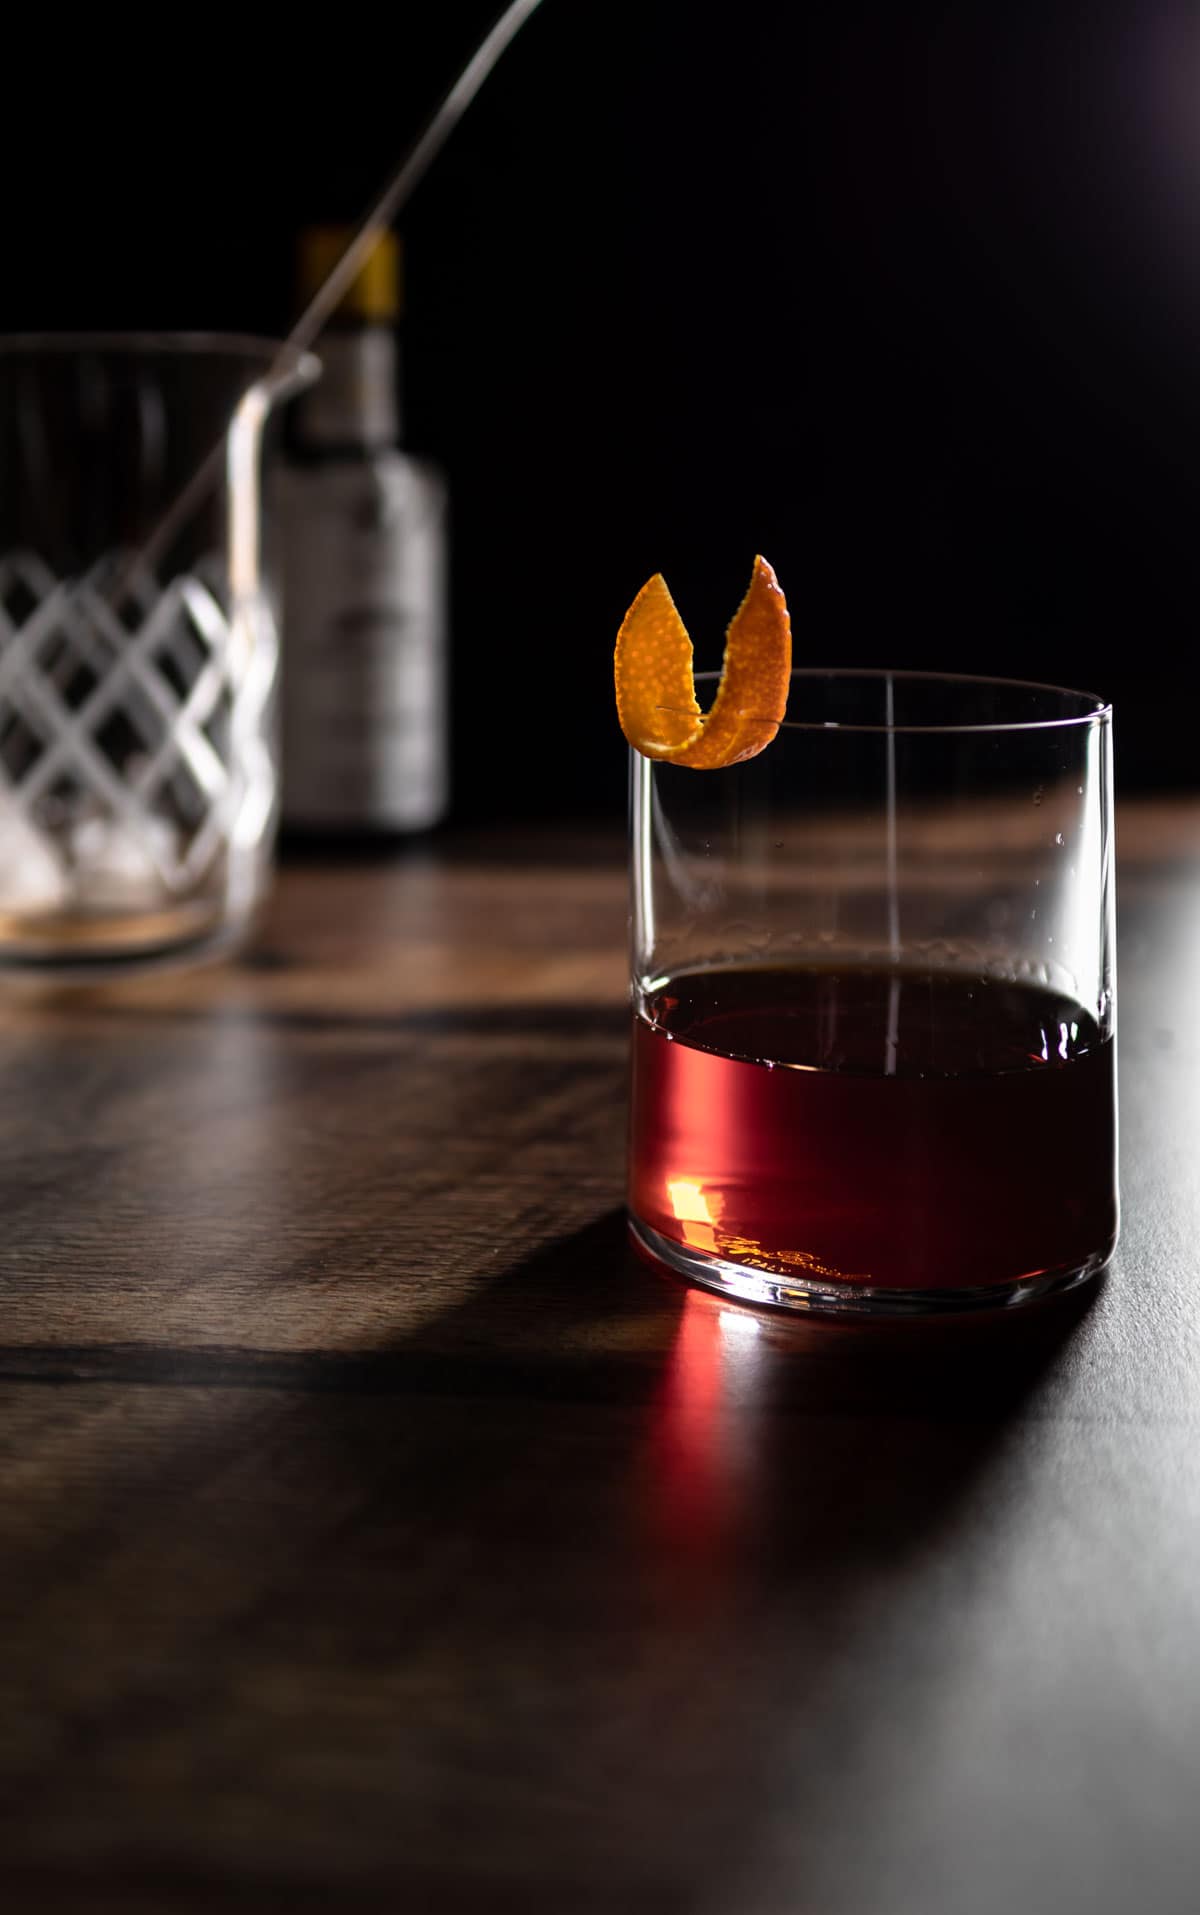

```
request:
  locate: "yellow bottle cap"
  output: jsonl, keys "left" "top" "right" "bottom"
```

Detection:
{"left": 298, "top": 227, "right": 402, "bottom": 322}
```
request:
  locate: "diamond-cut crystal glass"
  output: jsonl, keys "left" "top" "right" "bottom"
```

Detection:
{"left": 0, "top": 335, "right": 317, "bottom": 969}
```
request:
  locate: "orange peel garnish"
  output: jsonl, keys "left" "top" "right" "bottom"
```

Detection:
{"left": 614, "top": 555, "right": 791, "bottom": 768}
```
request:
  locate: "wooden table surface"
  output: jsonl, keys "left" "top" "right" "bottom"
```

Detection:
{"left": 2, "top": 801, "right": 1199, "bottom": 1915}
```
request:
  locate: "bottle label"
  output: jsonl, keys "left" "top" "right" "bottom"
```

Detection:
{"left": 277, "top": 453, "right": 448, "bottom": 830}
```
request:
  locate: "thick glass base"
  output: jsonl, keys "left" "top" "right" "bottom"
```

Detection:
{"left": 0, "top": 899, "right": 251, "bottom": 979}
{"left": 628, "top": 1215, "right": 1112, "bottom": 1319}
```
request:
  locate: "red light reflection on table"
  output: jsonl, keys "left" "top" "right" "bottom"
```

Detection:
{"left": 643, "top": 1281, "right": 764, "bottom": 1587}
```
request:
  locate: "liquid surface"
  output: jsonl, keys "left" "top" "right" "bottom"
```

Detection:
{"left": 628, "top": 964, "right": 1117, "bottom": 1293}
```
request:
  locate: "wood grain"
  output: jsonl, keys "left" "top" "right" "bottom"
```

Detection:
{"left": 1, "top": 802, "right": 1199, "bottom": 1914}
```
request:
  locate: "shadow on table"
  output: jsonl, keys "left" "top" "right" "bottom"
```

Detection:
{"left": 270, "top": 1206, "right": 1104, "bottom": 1915}
{"left": 4, "top": 1205, "right": 1103, "bottom": 1915}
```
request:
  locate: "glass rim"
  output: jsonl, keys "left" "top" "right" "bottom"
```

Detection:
{"left": 0, "top": 330, "right": 320, "bottom": 384}
{"left": 686, "top": 666, "right": 1111, "bottom": 736}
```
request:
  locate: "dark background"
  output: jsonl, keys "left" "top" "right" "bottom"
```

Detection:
{"left": 2, "top": 1, "right": 1197, "bottom": 819}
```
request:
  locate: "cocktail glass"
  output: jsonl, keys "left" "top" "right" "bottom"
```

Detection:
{"left": 628, "top": 669, "right": 1117, "bottom": 1316}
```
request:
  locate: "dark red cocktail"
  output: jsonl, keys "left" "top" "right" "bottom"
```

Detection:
{"left": 629, "top": 962, "right": 1116, "bottom": 1309}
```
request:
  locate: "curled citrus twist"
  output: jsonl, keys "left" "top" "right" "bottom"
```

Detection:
{"left": 614, "top": 555, "right": 792, "bottom": 768}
